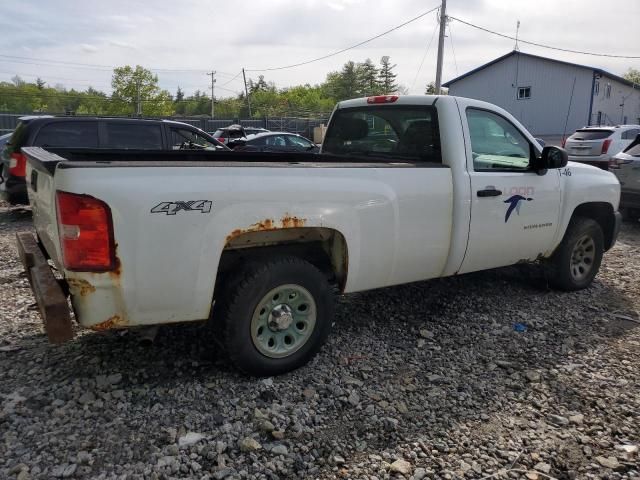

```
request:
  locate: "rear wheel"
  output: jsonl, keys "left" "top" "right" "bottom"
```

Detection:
{"left": 216, "top": 256, "right": 334, "bottom": 376}
{"left": 546, "top": 217, "right": 604, "bottom": 291}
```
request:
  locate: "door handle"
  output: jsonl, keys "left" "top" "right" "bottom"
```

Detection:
{"left": 477, "top": 188, "right": 502, "bottom": 197}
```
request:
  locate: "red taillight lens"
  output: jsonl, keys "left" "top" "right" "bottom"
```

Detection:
{"left": 601, "top": 139, "right": 612, "bottom": 154}
{"left": 56, "top": 191, "right": 115, "bottom": 271}
{"left": 367, "top": 95, "right": 399, "bottom": 104}
{"left": 218, "top": 137, "right": 225, "bottom": 143}
{"left": 9, "top": 152, "right": 26, "bottom": 177}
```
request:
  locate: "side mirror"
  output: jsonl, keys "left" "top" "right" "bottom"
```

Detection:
{"left": 539, "top": 145, "right": 568, "bottom": 170}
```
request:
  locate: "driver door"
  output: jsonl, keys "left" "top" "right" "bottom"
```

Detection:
{"left": 460, "top": 107, "right": 561, "bottom": 274}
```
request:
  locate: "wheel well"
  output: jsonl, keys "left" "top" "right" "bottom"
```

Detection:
{"left": 215, "top": 227, "right": 348, "bottom": 298}
{"left": 571, "top": 202, "right": 616, "bottom": 251}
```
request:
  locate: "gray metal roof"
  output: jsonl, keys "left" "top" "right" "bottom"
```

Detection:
{"left": 442, "top": 50, "right": 637, "bottom": 88}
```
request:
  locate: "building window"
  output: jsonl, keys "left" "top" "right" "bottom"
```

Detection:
{"left": 605, "top": 84, "right": 611, "bottom": 98}
{"left": 594, "top": 81, "right": 599, "bottom": 96}
{"left": 517, "top": 86, "right": 531, "bottom": 100}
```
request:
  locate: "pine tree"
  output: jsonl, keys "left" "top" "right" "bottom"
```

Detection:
{"left": 339, "top": 61, "right": 360, "bottom": 100}
{"left": 378, "top": 56, "right": 398, "bottom": 94}
{"left": 358, "top": 58, "right": 380, "bottom": 96}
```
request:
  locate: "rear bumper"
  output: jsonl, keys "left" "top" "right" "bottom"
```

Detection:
{"left": 16, "top": 232, "right": 73, "bottom": 343}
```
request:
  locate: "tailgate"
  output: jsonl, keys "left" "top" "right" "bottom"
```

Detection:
{"left": 564, "top": 139, "right": 602, "bottom": 156}
{"left": 22, "top": 147, "right": 65, "bottom": 268}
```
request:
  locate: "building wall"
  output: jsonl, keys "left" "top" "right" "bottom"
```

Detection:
{"left": 591, "top": 76, "right": 640, "bottom": 126}
{"left": 446, "top": 54, "right": 594, "bottom": 136}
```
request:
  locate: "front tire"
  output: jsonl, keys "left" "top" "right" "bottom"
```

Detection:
{"left": 217, "top": 256, "right": 334, "bottom": 376}
{"left": 546, "top": 217, "right": 604, "bottom": 291}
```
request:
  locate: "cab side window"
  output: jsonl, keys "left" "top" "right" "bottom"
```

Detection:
{"left": 105, "top": 123, "right": 163, "bottom": 149}
{"left": 467, "top": 109, "right": 531, "bottom": 172}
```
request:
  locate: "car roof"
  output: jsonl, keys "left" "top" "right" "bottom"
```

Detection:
{"left": 248, "top": 131, "right": 298, "bottom": 138}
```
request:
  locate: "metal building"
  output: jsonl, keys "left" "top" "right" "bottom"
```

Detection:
{"left": 443, "top": 51, "right": 640, "bottom": 142}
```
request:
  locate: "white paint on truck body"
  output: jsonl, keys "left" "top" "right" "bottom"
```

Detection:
{"left": 26, "top": 95, "right": 620, "bottom": 330}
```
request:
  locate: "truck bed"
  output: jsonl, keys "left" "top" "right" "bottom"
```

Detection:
{"left": 26, "top": 147, "right": 447, "bottom": 175}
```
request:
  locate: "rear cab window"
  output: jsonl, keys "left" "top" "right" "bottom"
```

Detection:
{"left": 4, "top": 121, "right": 29, "bottom": 157}
{"left": 568, "top": 129, "right": 614, "bottom": 141}
{"left": 322, "top": 105, "right": 441, "bottom": 163}
{"left": 34, "top": 121, "right": 99, "bottom": 148}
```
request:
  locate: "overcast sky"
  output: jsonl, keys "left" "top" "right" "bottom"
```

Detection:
{"left": 0, "top": 0, "right": 637, "bottom": 97}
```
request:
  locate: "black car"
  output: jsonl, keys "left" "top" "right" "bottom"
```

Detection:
{"left": 211, "top": 125, "right": 270, "bottom": 145}
{"left": 0, "top": 117, "right": 228, "bottom": 204}
{"left": 230, "top": 132, "right": 319, "bottom": 153}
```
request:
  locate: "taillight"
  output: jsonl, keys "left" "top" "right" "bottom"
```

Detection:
{"left": 9, "top": 152, "right": 26, "bottom": 177}
{"left": 601, "top": 139, "right": 612, "bottom": 154}
{"left": 367, "top": 95, "right": 399, "bottom": 104}
{"left": 218, "top": 137, "right": 225, "bottom": 143}
{"left": 56, "top": 191, "right": 115, "bottom": 271}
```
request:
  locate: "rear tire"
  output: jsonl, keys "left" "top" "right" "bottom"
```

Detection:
{"left": 546, "top": 217, "right": 604, "bottom": 291}
{"left": 216, "top": 256, "right": 334, "bottom": 376}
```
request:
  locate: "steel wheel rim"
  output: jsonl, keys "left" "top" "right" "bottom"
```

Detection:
{"left": 251, "top": 284, "right": 317, "bottom": 359}
{"left": 570, "top": 234, "right": 596, "bottom": 281}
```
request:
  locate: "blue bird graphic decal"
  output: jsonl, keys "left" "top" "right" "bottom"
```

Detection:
{"left": 504, "top": 194, "right": 533, "bottom": 223}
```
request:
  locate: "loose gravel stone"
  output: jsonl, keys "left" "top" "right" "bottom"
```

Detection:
{"left": 1, "top": 203, "right": 639, "bottom": 479}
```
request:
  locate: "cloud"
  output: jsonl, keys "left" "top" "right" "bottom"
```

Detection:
{"left": 80, "top": 44, "right": 98, "bottom": 53}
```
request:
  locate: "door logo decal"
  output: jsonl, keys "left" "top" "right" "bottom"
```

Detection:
{"left": 504, "top": 195, "right": 533, "bottom": 223}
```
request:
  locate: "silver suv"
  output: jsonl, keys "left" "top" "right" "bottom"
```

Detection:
{"left": 564, "top": 125, "right": 640, "bottom": 170}
{"left": 610, "top": 134, "right": 640, "bottom": 220}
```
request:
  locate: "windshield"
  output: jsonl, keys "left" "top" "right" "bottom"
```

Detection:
{"left": 568, "top": 129, "right": 613, "bottom": 141}
{"left": 624, "top": 136, "right": 640, "bottom": 157}
{"left": 323, "top": 105, "right": 441, "bottom": 162}
{"left": 170, "top": 128, "right": 226, "bottom": 150}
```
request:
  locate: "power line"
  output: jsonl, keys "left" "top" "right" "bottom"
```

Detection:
{"left": 246, "top": 4, "right": 441, "bottom": 72}
{"left": 410, "top": 12, "right": 439, "bottom": 93}
{"left": 448, "top": 20, "right": 459, "bottom": 76}
{"left": 449, "top": 16, "right": 640, "bottom": 59}
{"left": 219, "top": 70, "right": 243, "bottom": 87}
{"left": 0, "top": 54, "right": 238, "bottom": 75}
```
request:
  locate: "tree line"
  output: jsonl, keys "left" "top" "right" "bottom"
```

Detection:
{"left": 0, "top": 56, "right": 412, "bottom": 118}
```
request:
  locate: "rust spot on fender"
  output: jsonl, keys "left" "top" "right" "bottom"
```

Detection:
{"left": 67, "top": 278, "right": 96, "bottom": 297}
{"left": 225, "top": 214, "right": 307, "bottom": 244}
{"left": 90, "top": 315, "right": 126, "bottom": 331}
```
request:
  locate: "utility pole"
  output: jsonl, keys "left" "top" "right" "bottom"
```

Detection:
{"left": 434, "top": 0, "right": 447, "bottom": 94}
{"left": 207, "top": 71, "right": 216, "bottom": 118}
{"left": 136, "top": 80, "right": 142, "bottom": 116}
{"left": 242, "top": 68, "right": 252, "bottom": 117}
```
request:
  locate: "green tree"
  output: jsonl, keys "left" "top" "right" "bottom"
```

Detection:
{"left": 378, "top": 56, "right": 398, "bottom": 94}
{"left": 623, "top": 68, "right": 640, "bottom": 85}
{"left": 110, "top": 65, "right": 173, "bottom": 116}
{"left": 358, "top": 58, "right": 380, "bottom": 96}
{"left": 36, "top": 77, "right": 46, "bottom": 90}
{"left": 425, "top": 82, "right": 437, "bottom": 94}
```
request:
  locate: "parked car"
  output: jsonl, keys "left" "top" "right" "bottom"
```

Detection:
{"left": 563, "top": 125, "right": 640, "bottom": 170}
{"left": 212, "top": 125, "right": 270, "bottom": 145}
{"left": 609, "top": 133, "right": 640, "bottom": 220}
{"left": 230, "top": 132, "right": 319, "bottom": 153}
{"left": 0, "top": 117, "right": 228, "bottom": 204}
{"left": 19, "top": 95, "right": 620, "bottom": 376}
{"left": 0, "top": 132, "right": 12, "bottom": 149}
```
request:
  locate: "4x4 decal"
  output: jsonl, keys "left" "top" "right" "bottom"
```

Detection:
{"left": 151, "top": 200, "right": 212, "bottom": 215}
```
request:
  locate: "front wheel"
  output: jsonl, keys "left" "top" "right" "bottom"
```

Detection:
{"left": 216, "top": 257, "right": 334, "bottom": 376}
{"left": 545, "top": 217, "right": 604, "bottom": 291}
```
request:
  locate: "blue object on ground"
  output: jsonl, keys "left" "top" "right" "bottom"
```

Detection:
{"left": 513, "top": 323, "right": 527, "bottom": 332}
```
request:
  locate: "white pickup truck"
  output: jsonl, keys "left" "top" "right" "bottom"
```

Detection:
{"left": 18, "top": 95, "right": 621, "bottom": 376}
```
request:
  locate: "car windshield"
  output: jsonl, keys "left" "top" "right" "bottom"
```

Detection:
{"left": 624, "top": 137, "right": 640, "bottom": 157}
{"left": 568, "top": 129, "right": 613, "bottom": 141}
{"left": 322, "top": 105, "right": 441, "bottom": 162}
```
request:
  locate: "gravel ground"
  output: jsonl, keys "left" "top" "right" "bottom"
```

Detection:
{"left": 1, "top": 201, "right": 638, "bottom": 480}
